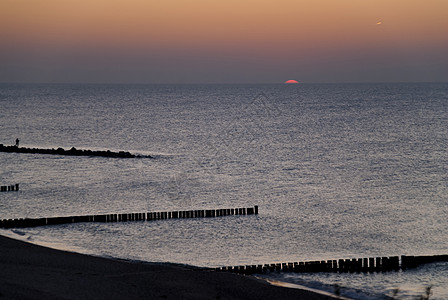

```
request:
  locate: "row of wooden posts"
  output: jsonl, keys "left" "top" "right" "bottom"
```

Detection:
{"left": 215, "top": 254, "right": 448, "bottom": 274}
{"left": 0, "top": 184, "right": 19, "bottom": 192}
{"left": 0, "top": 205, "right": 258, "bottom": 229}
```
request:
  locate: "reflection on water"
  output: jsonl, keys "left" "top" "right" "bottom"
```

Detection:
{"left": 1, "top": 83, "right": 447, "bottom": 299}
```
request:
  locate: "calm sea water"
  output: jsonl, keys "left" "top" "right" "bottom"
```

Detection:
{"left": 1, "top": 83, "right": 447, "bottom": 299}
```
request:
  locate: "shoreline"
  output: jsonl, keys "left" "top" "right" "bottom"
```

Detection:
{"left": 0, "top": 234, "right": 340, "bottom": 299}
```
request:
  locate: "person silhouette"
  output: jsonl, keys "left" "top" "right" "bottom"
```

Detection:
{"left": 15, "top": 138, "right": 19, "bottom": 147}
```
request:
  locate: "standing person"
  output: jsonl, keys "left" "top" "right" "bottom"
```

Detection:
{"left": 15, "top": 138, "right": 19, "bottom": 147}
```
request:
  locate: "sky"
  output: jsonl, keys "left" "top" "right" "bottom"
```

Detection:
{"left": 1, "top": 0, "right": 447, "bottom": 84}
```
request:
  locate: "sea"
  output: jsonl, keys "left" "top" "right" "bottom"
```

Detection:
{"left": 1, "top": 83, "right": 447, "bottom": 299}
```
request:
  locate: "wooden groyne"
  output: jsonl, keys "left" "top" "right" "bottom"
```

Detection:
{"left": 216, "top": 254, "right": 448, "bottom": 274}
{"left": 0, "top": 205, "right": 258, "bottom": 229}
{"left": 0, "top": 184, "right": 19, "bottom": 192}
{"left": 0, "top": 144, "right": 151, "bottom": 158}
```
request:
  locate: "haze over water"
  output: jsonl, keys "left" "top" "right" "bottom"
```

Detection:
{"left": 2, "top": 1, "right": 447, "bottom": 84}
{"left": 1, "top": 83, "right": 447, "bottom": 299}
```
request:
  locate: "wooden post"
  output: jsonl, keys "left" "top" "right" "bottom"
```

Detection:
{"left": 287, "top": 262, "right": 293, "bottom": 272}
{"left": 281, "top": 262, "right": 287, "bottom": 271}
{"left": 390, "top": 256, "right": 399, "bottom": 270}
{"left": 368, "top": 257, "right": 375, "bottom": 271}
{"left": 331, "top": 260, "right": 337, "bottom": 272}
{"left": 316, "top": 261, "right": 323, "bottom": 272}
{"left": 274, "top": 263, "right": 281, "bottom": 272}
{"left": 382, "top": 257, "right": 389, "bottom": 271}
{"left": 401, "top": 255, "right": 412, "bottom": 269}
{"left": 338, "top": 259, "right": 344, "bottom": 272}
{"left": 362, "top": 258, "right": 368, "bottom": 271}
{"left": 321, "top": 260, "right": 329, "bottom": 272}
{"left": 375, "top": 257, "right": 382, "bottom": 271}
{"left": 245, "top": 265, "right": 252, "bottom": 274}
{"left": 355, "top": 259, "right": 362, "bottom": 272}
{"left": 325, "top": 260, "right": 333, "bottom": 272}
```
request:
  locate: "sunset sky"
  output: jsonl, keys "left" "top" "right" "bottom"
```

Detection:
{"left": 1, "top": 0, "right": 447, "bottom": 83}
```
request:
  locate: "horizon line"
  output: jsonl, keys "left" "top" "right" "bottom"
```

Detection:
{"left": 1, "top": 81, "right": 447, "bottom": 85}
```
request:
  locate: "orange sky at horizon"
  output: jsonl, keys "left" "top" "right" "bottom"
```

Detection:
{"left": 1, "top": 0, "right": 447, "bottom": 83}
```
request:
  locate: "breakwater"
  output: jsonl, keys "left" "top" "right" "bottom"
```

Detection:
{"left": 0, "top": 205, "right": 258, "bottom": 228}
{"left": 0, "top": 184, "right": 19, "bottom": 192}
{"left": 216, "top": 254, "right": 448, "bottom": 274}
{"left": 0, "top": 144, "right": 151, "bottom": 158}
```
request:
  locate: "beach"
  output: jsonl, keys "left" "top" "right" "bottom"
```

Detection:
{"left": 0, "top": 235, "right": 338, "bottom": 299}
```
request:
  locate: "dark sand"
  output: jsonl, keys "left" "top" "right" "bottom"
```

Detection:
{"left": 0, "top": 235, "right": 339, "bottom": 299}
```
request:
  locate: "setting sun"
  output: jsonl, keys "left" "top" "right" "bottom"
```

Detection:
{"left": 0, "top": 0, "right": 447, "bottom": 83}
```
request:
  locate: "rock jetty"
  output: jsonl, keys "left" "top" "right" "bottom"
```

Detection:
{"left": 0, "top": 144, "right": 151, "bottom": 158}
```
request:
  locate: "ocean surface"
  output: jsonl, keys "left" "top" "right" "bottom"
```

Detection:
{"left": 1, "top": 83, "right": 447, "bottom": 299}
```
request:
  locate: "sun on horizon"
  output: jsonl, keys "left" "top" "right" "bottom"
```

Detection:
{"left": 284, "top": 80, "right": 299, "bottom": 84}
